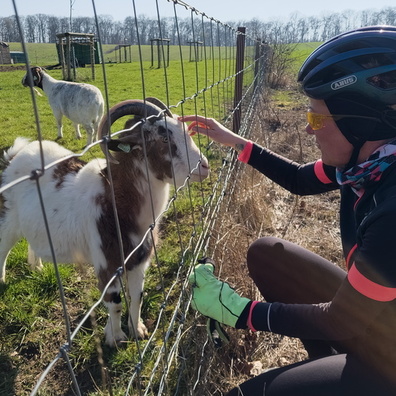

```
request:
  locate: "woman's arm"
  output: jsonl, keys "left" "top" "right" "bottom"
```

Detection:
{"left": 180, "top": 115, "right": 339, "bottom": 194}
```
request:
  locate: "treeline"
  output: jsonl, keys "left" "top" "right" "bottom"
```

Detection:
{"left": 1, "top": 6, "right": 396, "bottom": 45}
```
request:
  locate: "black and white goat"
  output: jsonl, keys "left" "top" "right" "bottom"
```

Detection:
{"left": 22, "top": 66, "right": 104, "bottom": 147}
{"left": 0, "top": 98, "right": 209, "bottom": 346}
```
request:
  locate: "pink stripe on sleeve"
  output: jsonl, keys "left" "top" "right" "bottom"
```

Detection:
{"left": 345, "top": 244, "right": 358, "bottom": 270}
{"left": 348, "top": 263, "right": 396, "bottom": 302}
{"left": 314, "top": 160, "right": 333, "bottom": 184}
{"left": 247, "top": 300, "right": 260, "bottom": 332}
{"left": 238, "top": 141, "right": 253, "bottom": 163}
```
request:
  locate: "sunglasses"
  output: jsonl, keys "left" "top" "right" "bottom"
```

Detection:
{"left": 306, "top": 112, "right": 380, "bottom": 130}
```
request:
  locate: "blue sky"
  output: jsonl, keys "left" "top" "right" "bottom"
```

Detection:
{"left": 4, "top": 0, "right": 396, "bottom": 22}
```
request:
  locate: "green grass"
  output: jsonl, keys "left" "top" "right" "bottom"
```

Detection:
{"left": 290, "top": 41, "right": 322, "bottom": 72}
{"left": 6, "top": 42, "right": 239, "bottom": 66}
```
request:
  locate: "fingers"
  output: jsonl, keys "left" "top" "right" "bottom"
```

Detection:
{"left": 179, "top": 116, "right": 213, "bottom": 134}
{"left": 189, "top": 263, "right": 215, "bottom": 286}
{"left": 179, "top": 115, "right": 206, "bottom": 123}
{"left": 188, "top": 121, "right": 211, "bottom": 136}
{"left": 179, "top": 114, "right": 236, "bottom": 146}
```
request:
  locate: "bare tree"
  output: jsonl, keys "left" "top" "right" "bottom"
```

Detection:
{"left": 25, "top": 15, "right": 38, "bottom": 43}
{"left": 0, "top": 16, "right": 21, "bottom": 42}
{"left": 47, "top": 16, "right": 60, "bottom": 43}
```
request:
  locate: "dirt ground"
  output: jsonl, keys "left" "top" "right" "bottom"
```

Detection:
{"left": 0, "top": 65, "right": 26, "bottom": 72}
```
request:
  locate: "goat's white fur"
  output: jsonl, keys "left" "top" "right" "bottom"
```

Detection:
{"left": 0, "top": 106, "right": 209, "bottom": 346}
{"left": 22, "top": 67, "right": 104, "bottom": 147}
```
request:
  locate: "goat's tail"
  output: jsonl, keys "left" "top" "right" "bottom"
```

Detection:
{"left": 3, "top": 137, "right": 31, "bottom": 164}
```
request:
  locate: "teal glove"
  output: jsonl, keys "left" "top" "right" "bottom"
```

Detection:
{"left": 188, "top": 259, "right": 251, "bottom": 328}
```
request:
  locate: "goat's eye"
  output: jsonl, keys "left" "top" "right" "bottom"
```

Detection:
{"left": 158, "top": 126, "right": 172, "bottom": 144}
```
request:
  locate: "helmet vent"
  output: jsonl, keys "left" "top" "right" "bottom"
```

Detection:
{"left": 368, "top": 70, "right": 396, "bottom": 90}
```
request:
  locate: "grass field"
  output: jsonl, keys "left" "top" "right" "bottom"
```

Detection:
{"left": 6, "top": 41, "right": 242, "bottom": 67}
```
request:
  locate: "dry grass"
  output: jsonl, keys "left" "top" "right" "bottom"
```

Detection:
{"left": 189, "top": 86, "right": 344, "bottom": 394}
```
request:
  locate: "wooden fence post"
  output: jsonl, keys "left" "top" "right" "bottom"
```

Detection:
{"left": 233, "top": 27, "right": 246, "bottom": 133}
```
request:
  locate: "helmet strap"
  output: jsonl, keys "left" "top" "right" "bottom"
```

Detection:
{"left": 342, "top": 137, "right": 367, "bottom": 170}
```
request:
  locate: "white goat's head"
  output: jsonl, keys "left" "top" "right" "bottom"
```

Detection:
{"left": 21, "top": 66, "right": 44, "bottom": 89}
{"left": 98, "top": 98, "right": 209, "bottom": 186}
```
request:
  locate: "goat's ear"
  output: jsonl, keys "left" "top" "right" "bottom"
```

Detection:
{"left": 107, "top": 139, "right": 141, "bottom": 153}
{"left": 107, "top": 139, "right": 131, "bottom": 153}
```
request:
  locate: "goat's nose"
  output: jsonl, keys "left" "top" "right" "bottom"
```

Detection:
{"left": 201, "top": 156, "right": 209, "bottom": 169}
{"left": 199, "top": 157, "right": 210, "bottom": 178}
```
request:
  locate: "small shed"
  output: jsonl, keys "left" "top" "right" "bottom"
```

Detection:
{"left": 10, "top": 51, "right": 27, "bottom": 64}
{"left": 56, "top": 32, "right": 100, "bottom": 81}
{"left": 0, "top": 41, "right": 11, "bottom": 64}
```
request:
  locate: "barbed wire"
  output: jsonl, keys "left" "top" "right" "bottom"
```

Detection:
{"left": 2, "top": 0, "right": 268, "bottom": 394}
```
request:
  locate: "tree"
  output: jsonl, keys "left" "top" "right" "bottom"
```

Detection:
{"left": 25, "top": 15, "right": 38, "bottom": 43}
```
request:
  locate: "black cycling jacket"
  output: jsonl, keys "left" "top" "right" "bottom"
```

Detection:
{"left": 240, "top": 142, "right": 396, "bottom": 382}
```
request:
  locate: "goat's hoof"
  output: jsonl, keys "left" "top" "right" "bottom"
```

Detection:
{"left": 104, "top": 332, "right": 128, "bottom": 347}
{"left": 104, "top": 322, "right": 128, "bottom": 347}
{"left": 129, "top": 321, "right": 148, "bottom": 339}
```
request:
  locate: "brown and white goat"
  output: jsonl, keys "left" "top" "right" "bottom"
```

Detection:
{"left": 0, "top": 98, "right": 209, "bottom": 346}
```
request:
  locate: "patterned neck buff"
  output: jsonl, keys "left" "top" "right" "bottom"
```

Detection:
{"left": 336, "top": 139, "right": 396, "bottom": 197}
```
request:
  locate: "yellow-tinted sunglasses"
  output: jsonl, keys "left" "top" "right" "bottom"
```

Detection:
{"left": 306, "top": 112, "right": 380, "bottom": 131}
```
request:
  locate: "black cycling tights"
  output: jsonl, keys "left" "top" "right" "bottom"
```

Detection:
{"left": 225, "top": 353, "right": 392, "bottom": 395}
{"left": 225, "top": 236, "right": 394, "bottom": 395}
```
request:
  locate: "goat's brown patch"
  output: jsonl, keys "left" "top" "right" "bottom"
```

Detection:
{"left": 95, "top": 166, "right": 156, "bottom": 291}
{"left": 52, "top": 157, "right": 86, "bottom": 188}
{"left": 94, "top": 120, "right": 178, "bottom": 291}
{"left": 0, "top": 193, "right": 6, "bottom": 220}
{"left": 146, "top": 126, "right": 178, "bottom": 181}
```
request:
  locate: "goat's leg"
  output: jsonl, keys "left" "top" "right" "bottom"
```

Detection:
{"left": 126, "top": 262, "right": 149, "bottom": 339}
{"left": 0, "top": 250, "right": 11, "bottom": 283}
{"left": 83, "top": 124, "right": 94, "bottom": 147}
{"left": 73, "top": 123, "right": 82, "bottom": 140}
{"left": 92, "top": 120, "right": 100, "bottom": 143}
{"left": 0, "top": 227, "right": 20, "bottom": 283}
{"left": 53, "top": 110, "right": 63, "bottom": 140}
{"left": 103, "top": 283, "right": 128, "bottom": 346}
{"left": 27, "top": 244, "right": 43, "bottom": 272}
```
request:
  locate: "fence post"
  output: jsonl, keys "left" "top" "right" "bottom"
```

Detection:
{"left": 254, "top": 38, "right": 262, "bottom": 90}
{"left": 233, "top": 27, "right": 246, "bottom": 133}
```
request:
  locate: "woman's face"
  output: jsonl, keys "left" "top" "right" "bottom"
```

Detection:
{"left": 306, "top": 98, "right": 354, "bottom": 167}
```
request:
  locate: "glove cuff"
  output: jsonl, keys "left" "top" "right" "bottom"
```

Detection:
{"left": 235, "top": 301, "right": 250, "bottom": 329}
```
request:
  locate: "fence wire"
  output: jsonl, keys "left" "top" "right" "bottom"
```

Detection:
{"left": 2, "top": 0, "right": 269, "bottom": 394}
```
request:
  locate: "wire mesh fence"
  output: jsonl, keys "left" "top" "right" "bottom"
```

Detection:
{"left": 1, "top": 0, "right": 269, "bottom": 394}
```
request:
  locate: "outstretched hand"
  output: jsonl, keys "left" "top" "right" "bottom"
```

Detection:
{"left": 179, "top": 115, "right": 249, "bottom": 150}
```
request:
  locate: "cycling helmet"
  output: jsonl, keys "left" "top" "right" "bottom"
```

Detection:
{"left": 298, "top": 26, "right": 396, "bottom": 168}
{"left": 298, "top": 25, "right": 396, "bottom": 105}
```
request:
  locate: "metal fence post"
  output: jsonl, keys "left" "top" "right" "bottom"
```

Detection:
{"left": 233, "top": 27, "right": 246, "bottom": 133}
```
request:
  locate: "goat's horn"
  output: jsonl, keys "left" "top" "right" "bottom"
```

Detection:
{"left": 145, "top": 97, "right": 173, "bottom": 118}
{"left": 98, "top": 99, "right": 162, "bottom": 163}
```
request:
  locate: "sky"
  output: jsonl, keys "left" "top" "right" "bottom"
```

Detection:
{"left": 3, "top": 0, "right": 396, "bottom": 23}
